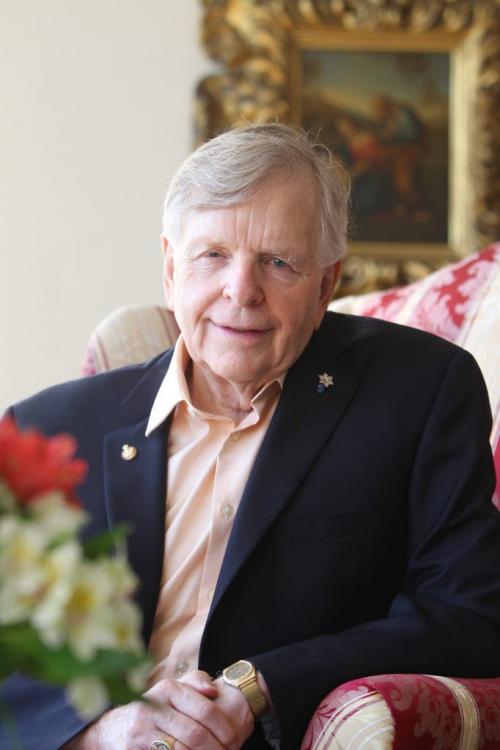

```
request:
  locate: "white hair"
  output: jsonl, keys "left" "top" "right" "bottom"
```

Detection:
{"left": 162, "top": 123, "right": 350, "bottom": 265}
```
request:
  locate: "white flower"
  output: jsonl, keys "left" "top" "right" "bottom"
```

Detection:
{"left": 31, "top": 541, "right": 82, "bottom": 646}
{"left": 30, "top": 492, "right": 88, "bottom": 539}
{"left": 108, "top": 599, "right": 143, "bottom": 652}
{"left": 48, "top": 555, "right": 141, "bottom": 660}
{"left": 53, "top": 559, "right": 115, "bottom": 659}
{"left": 0, "top": 510, "right": 83, "bottom": 630}
{"left": 100, "top": 555, "right": 138, "bottom": 599}
{"left": 67, "top": 676, "right": 109, "bottom": 719}
{"left": 0, "top": 516, "right": 49, "bottom": 621}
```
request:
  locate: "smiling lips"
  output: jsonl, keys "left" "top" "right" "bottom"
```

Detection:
{"left": 212, "top": 322, "right": 272, "bottom": 336}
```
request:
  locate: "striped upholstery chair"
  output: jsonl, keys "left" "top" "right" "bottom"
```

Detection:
{"left": 83, "top": 244, "right": 500, "bottom": 749}
{"left": 82, "top": 304, "right": 180, "bottom": 376}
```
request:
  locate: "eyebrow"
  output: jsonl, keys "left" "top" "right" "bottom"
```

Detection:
{"left": 185, "top": 236, "right": 226, "bottom": 251}
{"left": 186, "top": 236, "right": 295, "bottom": 253}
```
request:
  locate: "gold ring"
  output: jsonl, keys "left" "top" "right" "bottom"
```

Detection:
{"left": 150, "top": 739, "right": 174, "bottom": 750}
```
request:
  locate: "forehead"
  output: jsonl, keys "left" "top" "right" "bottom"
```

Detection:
{"left": 180, "top": 176, "right": 319, "bottom": 249}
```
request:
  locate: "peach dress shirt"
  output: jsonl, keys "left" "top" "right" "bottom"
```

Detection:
{"left": 145, "top": 336, "right": 283, "bottom": 684}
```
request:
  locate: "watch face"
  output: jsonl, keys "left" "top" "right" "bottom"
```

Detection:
{"left": 226, "top": 661, "right": 252, "bottom": 680}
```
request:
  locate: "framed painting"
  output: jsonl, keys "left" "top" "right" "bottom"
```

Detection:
{"left": 291, "top": 31, "right": 456, "bottom": 249}
{"left": 197, "top": 0, "right": 500, "bottom": 293}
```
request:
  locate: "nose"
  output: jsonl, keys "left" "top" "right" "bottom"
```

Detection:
{"left": 222, "top": 259, "right": 264, "bottom": 306}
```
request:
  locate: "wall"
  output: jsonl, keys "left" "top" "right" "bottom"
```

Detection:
{"left": 0, "top": 0, "right": 212, "bottom": 410}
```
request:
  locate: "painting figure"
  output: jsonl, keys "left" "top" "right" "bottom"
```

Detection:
{"left": 336, "top": 115, "right": 393, "bottom": 219}
{"left": 372, "top": 95, "right": 431, "bottom": 223}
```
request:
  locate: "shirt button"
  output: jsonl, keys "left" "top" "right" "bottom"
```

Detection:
{"left": 221, "top": 503, "right": 234, "bottom": 520}
{"left": 231, "top": 431, "right": 241, "bottom": 441}
{"left": 175, "top": 660, "right": 189, "bottom": 677}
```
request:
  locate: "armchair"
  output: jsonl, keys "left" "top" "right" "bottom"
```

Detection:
{"left": 83, "top": 244, "right": 500, "bottom": 749}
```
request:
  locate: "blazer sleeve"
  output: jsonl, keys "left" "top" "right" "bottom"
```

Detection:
{"left": 250, "top": 348, "right": 500, "bottom": 749}
{"left": 0, "top": 674, "right": 87, "bottom": 750}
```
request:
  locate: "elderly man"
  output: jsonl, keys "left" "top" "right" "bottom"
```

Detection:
{"left": 3, "top": 124, "right": 500, "bottom": 750}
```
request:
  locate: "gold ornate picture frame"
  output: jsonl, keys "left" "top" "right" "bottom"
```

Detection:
{"left": 197, "top": 0, "right": 500, "bottom": 292}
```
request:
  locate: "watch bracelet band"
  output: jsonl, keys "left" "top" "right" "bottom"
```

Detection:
{"left": 238, "top": 674, "right": 268, "bottom": 718}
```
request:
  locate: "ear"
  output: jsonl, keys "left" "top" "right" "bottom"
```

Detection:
{"left": 315, "top": 260, "right": 342, "bottom": 328}
{"left": 161, "top": 236, "right": 175, "bottom": 311}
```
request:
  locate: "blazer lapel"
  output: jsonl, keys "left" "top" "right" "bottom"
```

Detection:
{"left": 102, "top": 351, "right": 172, "bottom": 641}
{"left": 211, "top": 318, "right": 359, "bottom": 611}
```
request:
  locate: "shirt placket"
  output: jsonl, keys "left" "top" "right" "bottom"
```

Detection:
{"left": 197, "top": 424, "right": 241, "bottom": 610}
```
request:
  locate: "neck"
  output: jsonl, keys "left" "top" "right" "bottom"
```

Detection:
{"left": 188, "top": 362, "right": 264, "bottom": 424}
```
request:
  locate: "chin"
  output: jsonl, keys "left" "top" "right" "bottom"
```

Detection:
{"left": 215, "top": 364, "right": 267, "bottom": 385}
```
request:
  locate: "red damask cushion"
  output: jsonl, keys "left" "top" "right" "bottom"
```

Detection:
{"left": 301, "top": 674, "right": 500, "bottom": 750}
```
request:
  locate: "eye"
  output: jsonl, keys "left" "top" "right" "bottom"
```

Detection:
{"left": 269, "top": 257, "right": 288, "bottom": 269}
{"left": 202, "top": 248, "right": 226, "bottom": 260}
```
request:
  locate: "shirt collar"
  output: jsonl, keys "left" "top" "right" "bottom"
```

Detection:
{"left": 145, "top": 336, "right": 285, "bottom": 436}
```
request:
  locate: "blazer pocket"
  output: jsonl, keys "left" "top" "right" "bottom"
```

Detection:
{"left": 289, "top": 505, "right": 400, "bottom": 546}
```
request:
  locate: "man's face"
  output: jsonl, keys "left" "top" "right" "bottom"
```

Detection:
{"left": 163, "top": 176, "right": 340, "bottom": 392}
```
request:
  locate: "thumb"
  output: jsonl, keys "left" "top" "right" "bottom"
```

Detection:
{"left": 180, "top": 669, "right": 219, "bottom": 698}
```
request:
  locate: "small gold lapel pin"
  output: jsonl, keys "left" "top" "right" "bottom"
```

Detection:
{"left": 121, "top": 444, "right": 138, "bottom": 461}
{"left": 317, "top": 372, "right": 334, "bottom": 394}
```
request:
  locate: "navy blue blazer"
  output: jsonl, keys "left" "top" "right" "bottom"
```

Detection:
{"left": 3, "top": 312, "right": 500, "bottom": 750}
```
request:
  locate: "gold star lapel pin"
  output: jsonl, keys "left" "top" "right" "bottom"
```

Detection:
{"left": 121, "top": 444, "right": 138, "bottom": 461}
{"left": 317, "top": 372, "right": 334, "bottom": 394}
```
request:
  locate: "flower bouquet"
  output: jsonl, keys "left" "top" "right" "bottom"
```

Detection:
{"left": 0, "top": 416, "right": 149, "bottom": 728}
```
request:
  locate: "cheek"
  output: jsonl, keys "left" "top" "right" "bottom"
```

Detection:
{"left": 274, "top": 291, "right": 319, "bottom": 329}
{"left": 174, "top": 284, "right": 215, "bottom": 329}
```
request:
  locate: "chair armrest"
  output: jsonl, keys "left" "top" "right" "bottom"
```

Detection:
{"left": 82, "top": 304, "right": 180, "bottom": 375}
{"left": 301, "top": 674, "right": 500, "bottom": 749}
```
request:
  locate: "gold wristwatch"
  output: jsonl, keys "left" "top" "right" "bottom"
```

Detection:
{"left": 222, "top": 660, "right": 268, "bottom": 718}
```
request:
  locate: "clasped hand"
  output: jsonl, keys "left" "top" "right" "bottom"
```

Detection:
{"left": 63, "top": 670, "right": 255, "bottom": 750}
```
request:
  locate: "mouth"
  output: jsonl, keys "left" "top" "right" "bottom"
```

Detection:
{"left": 211, "top": 322, "right": 272, "bottom": 339}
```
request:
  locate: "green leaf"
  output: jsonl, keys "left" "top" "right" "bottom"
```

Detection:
{"left": 0, "top": 624, "right": 44, "bottom": 676}
{"left": 0, "top": 623, "right": 148, "bottom": 690}
{"left": 82, "top": 523, "right": 132, "bottom": 559}
{"left": 30, "top": 645, "right": 147, "bottom": 684}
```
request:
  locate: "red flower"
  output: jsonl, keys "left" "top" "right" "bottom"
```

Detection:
{"left": 0, "top": 417, "right": 87, "bottom": 507}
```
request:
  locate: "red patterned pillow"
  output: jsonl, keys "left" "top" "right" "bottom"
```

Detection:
{"left": 329, "top": 244, "right": 500, "bottom": 507}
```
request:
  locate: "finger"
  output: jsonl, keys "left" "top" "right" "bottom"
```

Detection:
{"left": 150, "top": 734, "right": 199, "bottom": 750}
{"left": 180, "top": 670, "right": 218, "bottom": 699}
{"left": 154, "top": 710, "right": 224, "bottom": 750}
{"left": 152, "top": 681, "right": 235, "bottom": 750}
{"left": 150, "top": 737, "right": 183, "bottom": 750}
